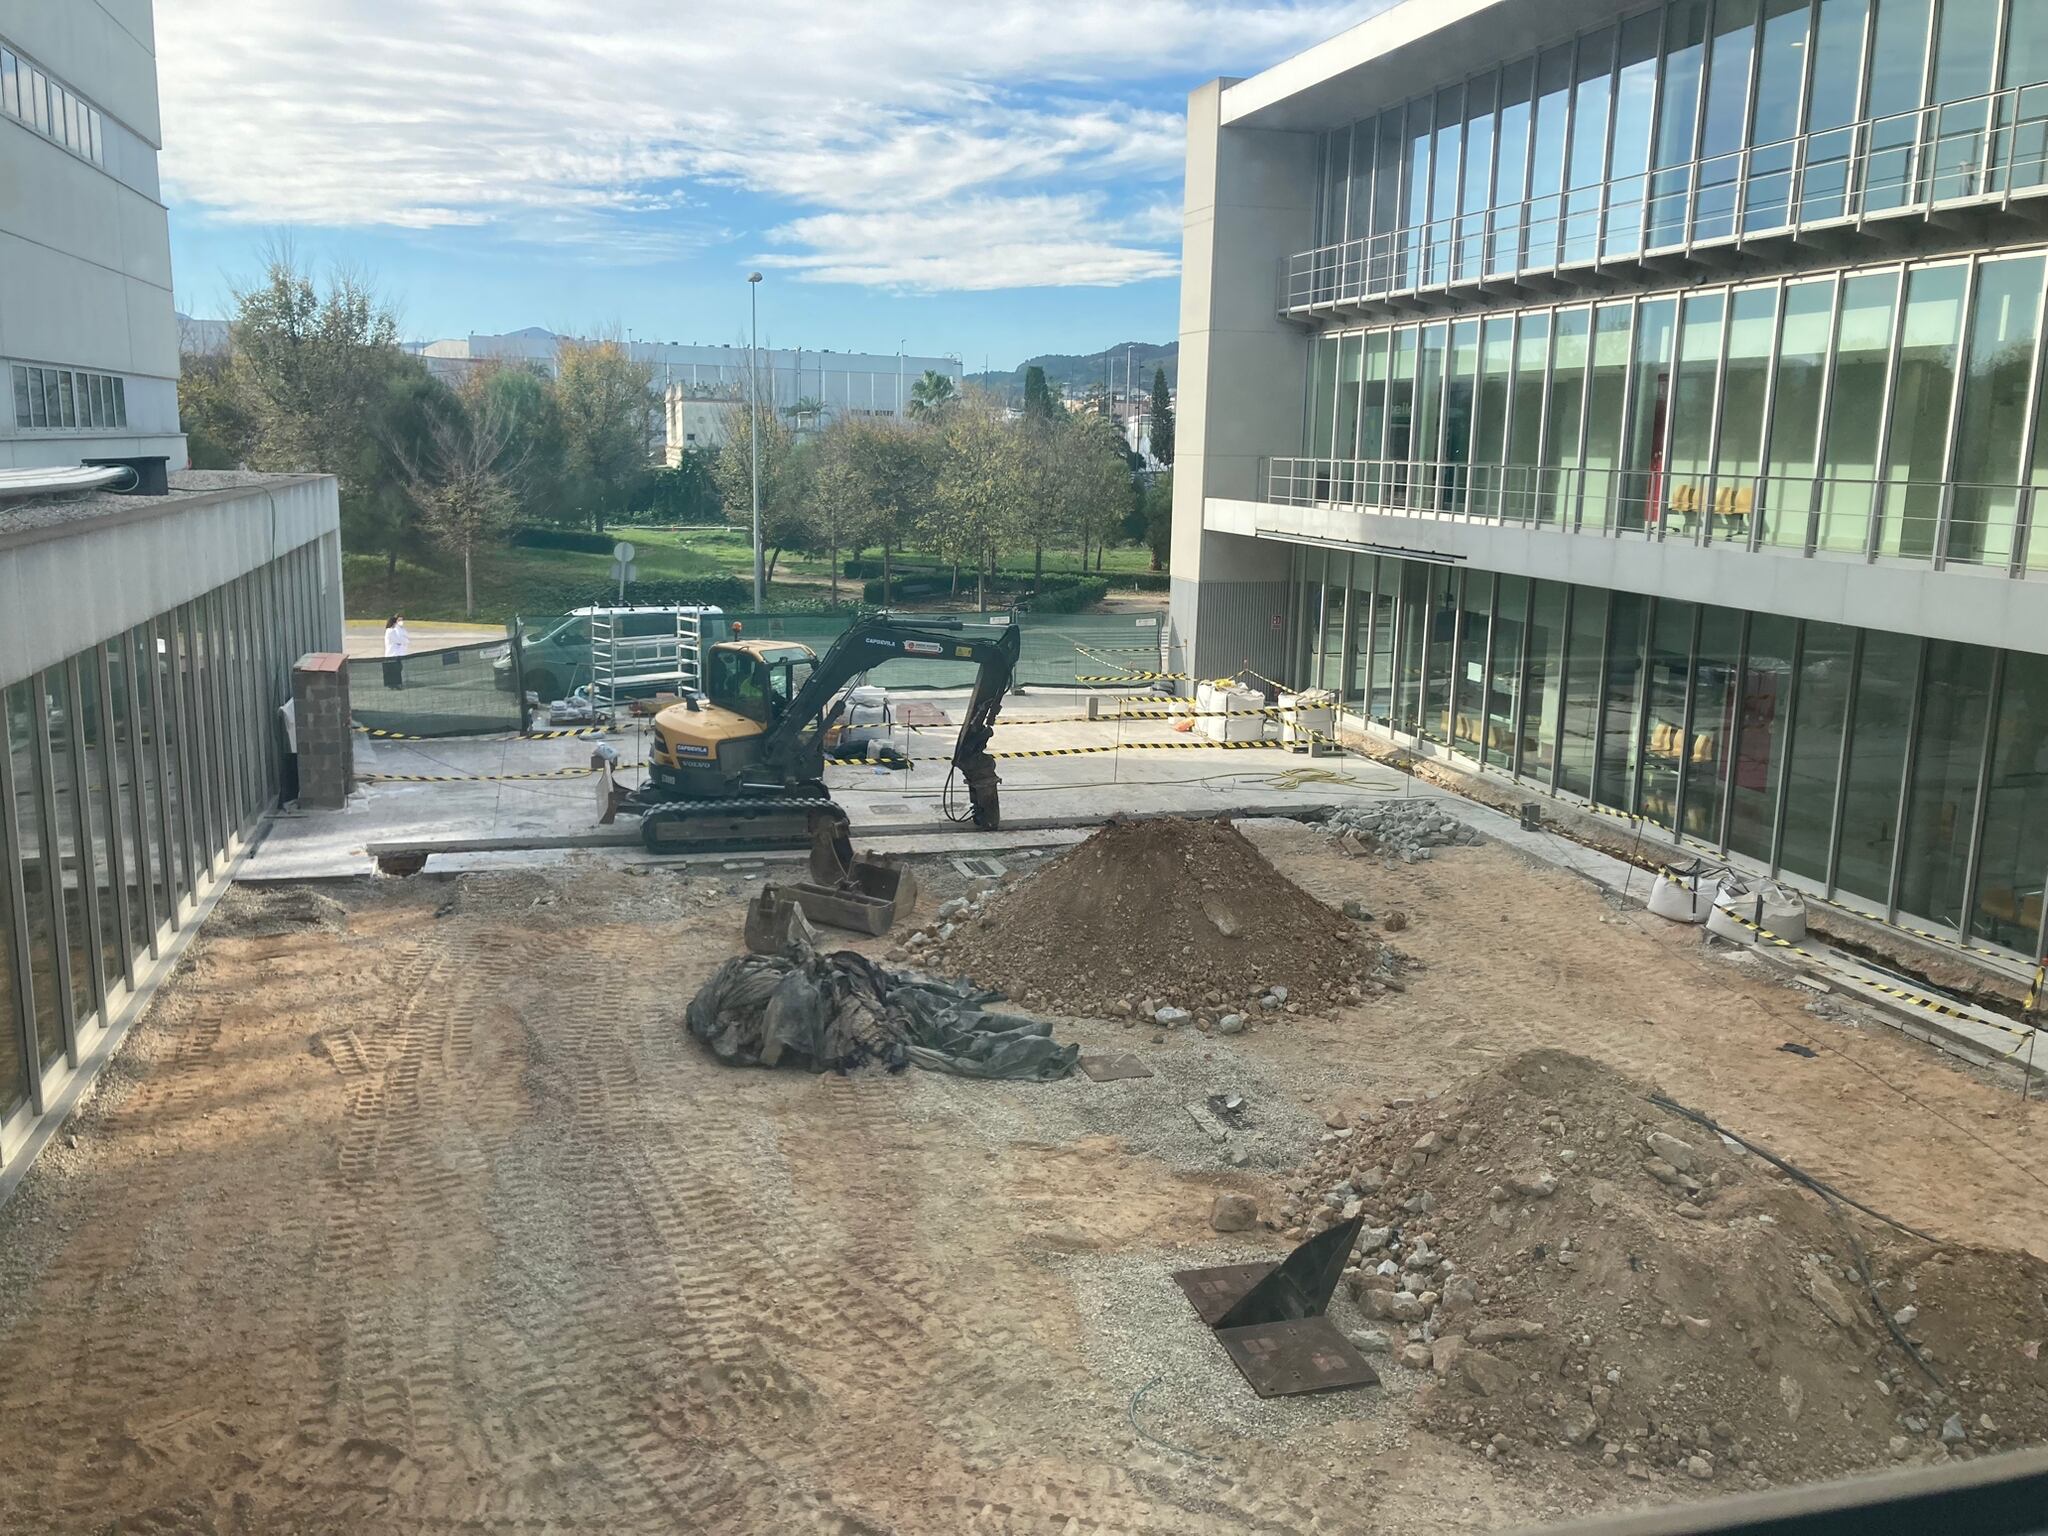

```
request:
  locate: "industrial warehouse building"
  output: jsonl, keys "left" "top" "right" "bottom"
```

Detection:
{"left": 1172, "top": 0, "right": 2048, "bottom": 961}
{"left": 0, "top": 0, "right": 342, "bottom": 1188}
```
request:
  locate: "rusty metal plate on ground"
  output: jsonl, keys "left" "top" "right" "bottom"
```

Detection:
{"left": 1077, "top": 1053, "right": 1154, "bottom": 1082}
{"left": 1215, "top": 1317, "right": 1380, "bottom": 1398}
{"left": 1172, "top": 1262, "right": 1275, "bottom": 1326}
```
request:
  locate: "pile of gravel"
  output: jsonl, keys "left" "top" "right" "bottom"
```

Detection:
{"left": 1327, "top": 800, "right": 1480, "bottom": 863}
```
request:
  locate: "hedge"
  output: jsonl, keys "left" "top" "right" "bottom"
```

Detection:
{"left": 859, "top": 571, "right": 1111, "bottom": 607}
{"left": 509, "top": 526, "right": 618, "bottom": 554}
{"left": 1016, "top": 578, "right": 1110, "bottom": 614}
{"left": 516, "top": 575, "right": 757, "bottom": 614}
{"left": 844, "top": 556, "right": 1169, "bottom": 592}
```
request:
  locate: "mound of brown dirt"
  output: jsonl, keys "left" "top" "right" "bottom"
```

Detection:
{"left": 1283, "top": 1050, "right": 2048, "bottom": 1492}
{"left": 923, "top": 816, "right": 1381, "bottom": 1022}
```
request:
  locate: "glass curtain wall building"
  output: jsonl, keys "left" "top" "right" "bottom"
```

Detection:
{"left": 1174, "top": 0, "right": 2048, "bottom": 964}
{"left": 0, "top": 474, "right": 342, "bottom": 1186}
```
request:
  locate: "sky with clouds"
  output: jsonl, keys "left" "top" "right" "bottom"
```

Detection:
{"left": 157, "top": 0, "right": 1387, "bottom": 370}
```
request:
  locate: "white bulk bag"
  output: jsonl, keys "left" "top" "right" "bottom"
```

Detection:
{"left": 1648, "top": 858, "right": 1726, "bottom": 924}
{"left": 1706, "top": 875, "right": 1808, "bottom": 945}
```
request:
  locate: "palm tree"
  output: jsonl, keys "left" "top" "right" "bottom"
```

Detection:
{"left": 907, "top": 370, "right": 958, "bottom": 421}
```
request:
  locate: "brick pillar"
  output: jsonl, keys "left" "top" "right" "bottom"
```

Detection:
{"left": 292, "top": 652, "right": 356, "bottom": 809}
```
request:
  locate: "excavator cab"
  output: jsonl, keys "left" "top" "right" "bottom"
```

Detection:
{"left": 704, "top": 642, "right": 816, "bottom": 726}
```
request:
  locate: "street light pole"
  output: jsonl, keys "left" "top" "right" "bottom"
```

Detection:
{"left": 748, "top": 272, "right": 764, "bottom": 611}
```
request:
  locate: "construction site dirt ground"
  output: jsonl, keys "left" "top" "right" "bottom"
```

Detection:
{"left": 2, "top": 822, "right": 2045, "bottom": 1534}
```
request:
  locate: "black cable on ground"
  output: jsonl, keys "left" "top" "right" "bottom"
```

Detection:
{"left": 1647, "top": 1093, "right": 1937, "bottom": 1243}
{"left": 1127, "top": 1376, "right": 1221, "bottom": 1464}
{"left": 1826, "top": 1199, "right": 1948, "bottom": 1392}
{"left": 1646, "top": 1092, "right": 1948, "bottom": 1389}
{"left": 1742, "top": 994, "right": 2048, "bottom": 1202}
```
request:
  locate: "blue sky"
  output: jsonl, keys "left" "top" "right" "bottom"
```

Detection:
{"left": 157, "top": 0, "right": 1385, "bottom": 369}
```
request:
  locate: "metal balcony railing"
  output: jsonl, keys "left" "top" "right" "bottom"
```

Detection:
{"left": 1260, "top": 456, "right": 2047, "bottom": 575}
{"left": 1280, "top": 83, "right": 2048, "bottom": 314}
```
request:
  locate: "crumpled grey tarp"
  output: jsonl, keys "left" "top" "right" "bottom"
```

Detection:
{"left": 684, "top": 948, "right": 1078, "bottom": 1080}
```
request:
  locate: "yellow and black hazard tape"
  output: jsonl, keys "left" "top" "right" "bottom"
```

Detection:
{"left": 2026, "top": 960, "right": 2046, "bottom": 1015}
{"left": 1075, "top": 670, "right": 1187, "bottom": 684}
{"left": 957, "top": 738, "right": 1295, "bottom": 761}
{"left": 353, "top": 723, "right": 611, "bottom": 743}
{"left": 359, "top": 761, "right": 647, "bottom": 785}
{"left": 1805, "top": 890, "right": 2012, "bottom": 963}
{"left": 1583, "top": 801, "right": 1646, "bottom": 826}
{"left": 1710, "top": 904, "right": 2039, "bottom": 1052}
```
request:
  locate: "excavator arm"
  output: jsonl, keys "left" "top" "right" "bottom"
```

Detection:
{"left": 766, "top": 616, "right": 1020, "bottom": 830}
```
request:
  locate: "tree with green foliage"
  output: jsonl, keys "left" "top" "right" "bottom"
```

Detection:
{"left": 842, "top": 416, "right": 934, "bottom": 606}
{"left": 177, "top": 347, "right": 255, "bottom": 470}
{"left": 928, "top": 391, "right": 1028, "bottom": 612}
{"left": 556, "top": 337, "right": 655, "bottom": 531}
{"left": 220, "top": 251, "right": 444, "bottom": 578}
{"left": 907, "top": 369, "right": 959, "bottom": 422}
{"left": 1143, "top": 471, "right": 1173, "bottom": 571}
{"left": 636, "top": 453, "right": 722, "bottom": 523}
{"left": 1148, "top": 366, "right": 1174, "bottom": 468}
{"left": 1053, "top": 411, "right": 1138, "bottom": 576}
{"left": 710, "top": 400, "right": 812, "bottom": 582}
{"left": 351, "top": 365, "right": 459, "bottom": 580}
{"left": 1021, "top": 364, "right": 1058, "bottom": 424}
{"left": 804, "top": 418, "right": 885, "bottom": 606}
{"left": 460, "top": 361, "right": 566, "bottom": 525}
{"left": 229, "top": 254, "right": 403, "bottom": 480}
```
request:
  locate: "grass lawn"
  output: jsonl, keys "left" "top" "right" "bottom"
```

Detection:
{"left": 344, "top": 526, "right": 1164, "bottom": 623}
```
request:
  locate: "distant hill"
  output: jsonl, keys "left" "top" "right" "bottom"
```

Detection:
{"left": 969, "top": 341, "right": 1177, "bottom": 403}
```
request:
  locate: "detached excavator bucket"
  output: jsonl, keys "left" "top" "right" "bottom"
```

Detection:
{"left": 777, "top": 813, "right": 918, "bottom": 935}
{"left": 770, "top": 859, "right": 918, "bottom": 937}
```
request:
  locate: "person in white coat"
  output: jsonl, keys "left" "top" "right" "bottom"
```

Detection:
{"left": 382, "top": 614, "right": 408, "bottom": 689}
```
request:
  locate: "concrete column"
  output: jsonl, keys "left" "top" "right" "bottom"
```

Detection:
{"left": 1169, "top": 79, "right": 1319, "bottom": 691}
{"left": 292, "top": 652, "right": 355, "bottom": 809}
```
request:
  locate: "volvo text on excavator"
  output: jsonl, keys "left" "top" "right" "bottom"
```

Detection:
{"left": 605, "top": 614, "right": 1019, "bottom": 853}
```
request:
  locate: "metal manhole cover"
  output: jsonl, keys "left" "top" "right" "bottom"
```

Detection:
{"left": 1172, "top": 1262, "right": 1276, "bottom": 1326}
{"left": 952, "top": 856, "right": 1006, "bottom": 880}
{"left": 1216, "top": 1318, "right": 1380, "bottom": 1398}
{"left": 1077, "top": 1053, "right": 1154, "bottom": 1082}
{"left": 1172, "top": 1218, "right": 1376, "bottom": 1398}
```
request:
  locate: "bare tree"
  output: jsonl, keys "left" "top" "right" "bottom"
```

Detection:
{"left": 394, "top": 390, "right": 526, "bottom": 618}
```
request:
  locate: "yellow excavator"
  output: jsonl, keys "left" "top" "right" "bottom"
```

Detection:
{"left": 605, "top": 615, "right": 1020, "bottom": 853}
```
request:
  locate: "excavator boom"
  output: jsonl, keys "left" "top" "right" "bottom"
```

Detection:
{"left": 770, "top": 616, "right": 1019, "bottom": 830}
{"left": 621, "top": 614, "right": 1020, "bottom": 848}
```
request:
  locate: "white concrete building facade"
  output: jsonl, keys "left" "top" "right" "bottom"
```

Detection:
{"left": 0, "top": 0, "right": 183, "bottom": 472}
{"left": 420, "top": 329, "right": 958, "bottom": 420}
{"left": 0, "top": 1, "right": 344, "bottom": 1195}
{"left": 1176, "top": 0, "right": 2048, "bottom": 960}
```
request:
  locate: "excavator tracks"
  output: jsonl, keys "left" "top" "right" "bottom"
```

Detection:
{"left": 636, "top": 794, "right": 848, "bottom": 854}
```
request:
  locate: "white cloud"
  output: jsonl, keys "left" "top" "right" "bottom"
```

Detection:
{"left": 763, "top": 196, "right": 1183, "bottom": 291}
{"left": 156, "top": 0, "right": 1389, "bottom": 290}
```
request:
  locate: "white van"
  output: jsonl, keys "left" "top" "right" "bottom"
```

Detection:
{"left": 499, "top": 605, "right": 725, "bottom": 702}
